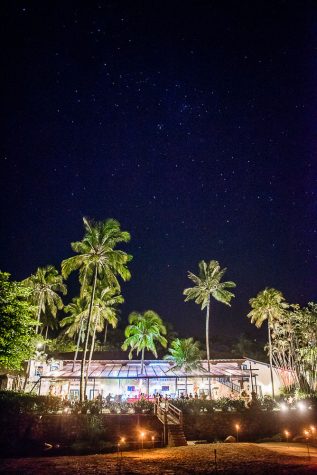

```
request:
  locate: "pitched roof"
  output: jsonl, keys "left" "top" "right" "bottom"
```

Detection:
{"left": 42, "top": 359, "right": 250, "bottom": 379}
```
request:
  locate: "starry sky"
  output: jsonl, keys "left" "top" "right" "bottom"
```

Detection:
{"left": 1, "top": 1, "right": 317, "bottom": 342}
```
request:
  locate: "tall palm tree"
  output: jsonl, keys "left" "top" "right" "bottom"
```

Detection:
{"left": 24, "top": 265, "right": 67, "bottom": 334}
{"left": 60, "top": 297, "right": 89, "bottom": 371}
{"left": 61, "top": 217, "right": 131, "bottom": 401}
{"left": 85, "top": 286, "right": 124, "bottom": 390}
{"left": 122, "top": 310, "right": 167, "bottom": 374}
{"left": 183, "top": 260, "right": 236, "bottom": 397}
{"left": 248, "top": 288, "right": 289, "bottom": 399}
{"left": 164, "top": 338, "right": 203, "bottom": 395}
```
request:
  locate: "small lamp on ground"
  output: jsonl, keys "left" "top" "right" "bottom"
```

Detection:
{"left": 235, "top": 424, "right": 240, "bottom": 442}
{"left": 284, "top": 430, "right": 290, "bottom": 446}
{"left": 151, "top": 435, "right": 155, "bottom": 449}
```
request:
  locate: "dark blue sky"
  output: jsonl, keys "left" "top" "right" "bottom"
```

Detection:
{"left": 1, "top": 1, "right": 316, "bottom": 341}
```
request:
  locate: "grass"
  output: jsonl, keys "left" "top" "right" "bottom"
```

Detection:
{"left": 1, "top": 443, "right": 316, "bottom": 474}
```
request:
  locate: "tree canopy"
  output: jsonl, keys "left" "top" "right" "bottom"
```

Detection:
{"left": 122, "top": 310, "right": 167, "bottom": 373}
{"left": 0, "top": 271, "right": 38, "bottom": 371}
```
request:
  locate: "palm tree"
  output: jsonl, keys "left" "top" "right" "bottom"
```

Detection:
{"left": 164, "top": 337, "right": 203, "bottom": 395}
{"left": 61, "top": 217, "right": 131, "bottom": 401}
{"left": 60, "top": 297, "right": 89, "bottom": 371}
{"left": 85, "top": 286, "right": 124, "bottom": 390}
{"left": 248, "top": 288, "right": 289, "bottom": 399}
{"left": 24, "top": 265, "right": 67, "bottom": 334}
{"left": 122, "top": 310, "right": 167, "bottom": 374}
{"left": 183, "top": 260, "right": 236, "bottom": 397}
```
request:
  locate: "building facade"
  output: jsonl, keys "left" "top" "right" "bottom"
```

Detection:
{"left": 25, "top": 355, "right": 293, "bottom": 400}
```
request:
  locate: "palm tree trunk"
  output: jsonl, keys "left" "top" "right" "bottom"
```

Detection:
{"left": 43, "top": 326, "right": 49, "bottom": 352}
{"left": 206, "top": 297, "right": 212, "bottom": 398}
{"left": 85, "top": 310, "right": 99, "bottom": 392}
{"left": 35, "top": 294, "right": 44, "bottom": 334}
{"left": 103, "top": 321, "right": 108, "bottom": 345}
{"left": 80, "top": 264, "right": 98, "bottom": 402}
{"left": 73, "top": 317, "right": 84, "bottom": 372}
{"left": 268, "top": 320, "right": 275, "bottom": 399}
{"left": 141, "top": 347, "right": 145, "bottom": 375}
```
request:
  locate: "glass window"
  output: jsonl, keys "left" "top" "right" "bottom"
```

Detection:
{"left": 35, "top": 366, "right": 43, "bottom": 377}
{"left": 70, "top": 389, "right": 79, "bottom": 400}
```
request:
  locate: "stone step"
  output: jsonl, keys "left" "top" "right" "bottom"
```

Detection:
{"left": 168, "top": 425, "right": 188, "bottom": 447}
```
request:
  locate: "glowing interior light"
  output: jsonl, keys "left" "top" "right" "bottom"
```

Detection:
{"left": 297, "top": 401, "right": 306, "bottom": 411}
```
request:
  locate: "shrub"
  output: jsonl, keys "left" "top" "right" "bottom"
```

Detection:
{"left": 132, "top": 399, "right": 153, "bottom": 413}
{"left": 0, "top": 391, "right": 63, "bottom": 415}
{"left": 259, "top": 395, "right": 276, "bottom": 411}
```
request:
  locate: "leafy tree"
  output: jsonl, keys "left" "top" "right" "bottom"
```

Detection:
{"left": 0, "top": 271, "right": 37, "bottom": 371}
{"left": 46, "top": 335, "right": 77, "bottom": 353}
{"left": 61, "top": 217, "right": 131, "bottom": 401}
{"left": 183, "top": 260, "right": 236, "bottom": 397}
{"left": 271, "top": 303, "right": 317, "bottom": 392}
{"left": 165, "top": 337, "right": 203, "bottom": 395}
{"left": 23, "top": 265, "right": 67, "bottom": 334}
{"left": 122, "top": 310, "right": 167, "bottom": 374}
{"left": 165, "top": 338, "right": 203, "bottom": 371}
{"left": 294, "top": 303, "right": 317, "bottom": 391}
{"left": 248, "top": 288, "right": 289, "bottom": 398}
{"left": 60, "top": 296, "right": 89, "bottom": 371}
{"left": 85, "top": 285, "right": 123, "bottom": 388}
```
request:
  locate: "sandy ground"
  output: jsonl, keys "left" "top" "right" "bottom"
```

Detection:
{"left": 1, "top": 443, "right": 317, "bottom": 474}
{"left": 260, "top": 442, "right": 317, "bottom": 460}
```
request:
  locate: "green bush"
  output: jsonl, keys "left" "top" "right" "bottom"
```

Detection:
{"left": 172, "top": 398, "right": 247, "bottom": 413}
{"left": 132, "top": 399, "right": 153, "bottom": 413}
{"left": 0, "top": 391, "right": 63, "bottom": 415}
{"left": 259, "top": 395, "right": 276, "bottom": 411}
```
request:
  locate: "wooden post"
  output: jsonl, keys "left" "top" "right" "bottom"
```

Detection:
{"left": 249, "top": 362, "right": 254, "bottom": 392}
{"left": 164, "top": 409, "right": 168, "bottom": 445}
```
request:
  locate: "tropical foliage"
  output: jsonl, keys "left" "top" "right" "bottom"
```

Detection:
{"left": 165, "top": 337, "right": 203, "bottom": 372}
{"left": 61, "top": 217, "right": 131, "bottom": 400}
{"left": 184, "top": 260, "right": 235, "bottom": 396}
{"left": 248, "top": 288, "right": 289, "bottom": 398}
{"left": 23, "top": 265, "right": 67, "bottom": 335}
{"left": 0, "top": 272, "right": 37, "bottom": 370}
{"left": 122, "top": 310, "right": 167, "bottom": 373}
{"left": 4, "top": 212, "right": 317, "bottom": 406}
{"left": 269, "top": 302, "right": 317, "bottom": 392}
{"left": 85, "top": 285, "right": 124, "bottom": 386}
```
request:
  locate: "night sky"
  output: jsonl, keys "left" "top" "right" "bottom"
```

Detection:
{"left": 1, "top": 1, "right": 316, "bottom": 342}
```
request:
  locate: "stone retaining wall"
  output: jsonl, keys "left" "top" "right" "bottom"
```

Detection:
{"left": 183, "top": 409, "right": 316, "bottom": 441}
